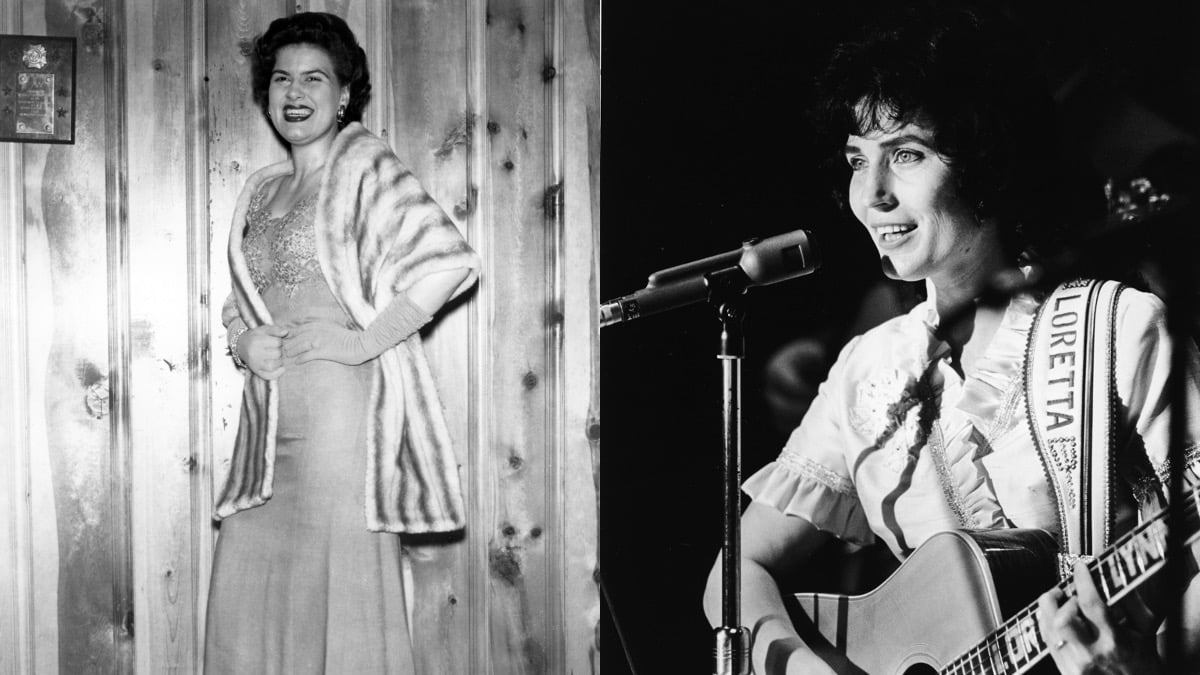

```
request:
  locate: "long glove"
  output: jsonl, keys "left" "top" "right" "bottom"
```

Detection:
{"left": 282, "top": 292, "right": 432, "bottom": 366}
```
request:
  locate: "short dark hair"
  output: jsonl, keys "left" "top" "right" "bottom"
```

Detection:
{"left": 250, "top": 12, "right": 371, "bottom": 130}
{"left": 813, "top": 3, "right": 1089, "bottom": 261}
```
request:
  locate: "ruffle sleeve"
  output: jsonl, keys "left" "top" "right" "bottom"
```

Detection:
{"left": 743, "top": 453, "right": 876, "bottom": 546}
{"left": 743, "top": 334, "right": 876, "bottom": 546}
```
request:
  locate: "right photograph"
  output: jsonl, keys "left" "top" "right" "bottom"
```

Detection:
{"left": 601, "top": 2, "right": 1200, "bottom": 674}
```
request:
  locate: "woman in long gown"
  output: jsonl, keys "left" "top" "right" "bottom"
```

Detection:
{"left": 205, "top": 12, "right": 478, "bottom": 673}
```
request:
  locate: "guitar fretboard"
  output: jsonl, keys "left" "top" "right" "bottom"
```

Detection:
{"left": 942, "top": 487, "right": 1200, "bottom": 675}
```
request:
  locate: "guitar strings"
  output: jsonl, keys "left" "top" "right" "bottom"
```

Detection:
{"left": 943, "top": 488, "right": 1199, "bottom": 674}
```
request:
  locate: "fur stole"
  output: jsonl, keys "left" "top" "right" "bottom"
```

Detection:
{"left": 216, "top": 122, "right": 479, "bottom": 533}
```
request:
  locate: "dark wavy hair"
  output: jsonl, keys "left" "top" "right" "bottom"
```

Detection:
{"left": 250, "top": 12, "right": 371, "bottom": 131}
{"left": 812, "top": 3, "right": 1090, "bottom": 262}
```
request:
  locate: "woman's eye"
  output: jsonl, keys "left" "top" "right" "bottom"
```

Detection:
{"left": 893, "top": 149, "right": 922, "bottom": 164}
{"left": 847, "top": 156, "right": 867, "bottom": 171}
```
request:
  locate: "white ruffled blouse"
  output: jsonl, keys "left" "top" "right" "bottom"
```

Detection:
{"left": 744, "top": 280, "right": 1200, "bottom": 560}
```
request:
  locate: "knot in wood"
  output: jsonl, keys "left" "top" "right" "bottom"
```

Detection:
{"left": 522, "top": 371, "right": 538, "bottom": 390}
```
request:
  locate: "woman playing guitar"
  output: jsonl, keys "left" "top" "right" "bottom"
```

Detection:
{"left": 703, "top": 3, "right": 1200, "bottom": 673}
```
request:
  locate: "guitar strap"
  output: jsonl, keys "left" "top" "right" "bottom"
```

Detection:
{"left": 1024, "top": 279, "right": 1125, "bottom": 579}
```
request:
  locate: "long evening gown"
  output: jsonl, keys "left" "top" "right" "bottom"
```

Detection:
{"left": 204, "top": 186, "right": 415, "bottom": 674}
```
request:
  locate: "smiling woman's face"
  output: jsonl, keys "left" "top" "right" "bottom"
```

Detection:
{"left": 844, "top": 120, "right": 998, "bottom": 285}
{"left": 267, "top": 43, "right": 348, "bottom": 148}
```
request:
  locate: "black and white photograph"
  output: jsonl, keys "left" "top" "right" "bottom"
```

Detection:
{"left": 1, "top": 1, "right": 1199, "bottom": 674}
{"left": 604, "top": 2, "right": 1200, "bottom": 674}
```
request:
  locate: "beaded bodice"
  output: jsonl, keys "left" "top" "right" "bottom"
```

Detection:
{"left": 242, "top": 185, "right": 323, "bottom": 297}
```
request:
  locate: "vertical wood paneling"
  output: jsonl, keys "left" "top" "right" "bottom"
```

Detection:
{"left": 0, "top": 6, "right": 33, "bottom": 673}
{"left": 35, "top": 0, "right": 122, "bottom": 670}
{"left": 465, "top": 1, "right": 497, "bottom": 672}
{"left": 15, "top": 1, "right": 61, "bottom": 654}
{"left": 484, "top": 1, "right": 555, "bottom": 672}
{"left": 0, "top": 141, "right": 31, "bottom": 675}
{"left": 14, "top": 6, "right": 62, "bottom": 673}
{"left": 560, "top": 0, "right": 602, "bottom": 670}
{"left": 185, "top": 2, "right": 213, "bottom": 671}
{"left": 125, "top": 1, "right": 203, "bottom": 672}
{"left": 103, "top": 0, "right": 136, "bottom": 670}
{"left": 361, "top": 2, "right": 394, "bottom": 143}
{"left": 543, "top": 2, "right": 569, "bottom": 672}
{"left": 386, "top": 1, "right": 476, "bottom": 672}
{"left": 23, "top": 136, "right": 60, "bottom": 675}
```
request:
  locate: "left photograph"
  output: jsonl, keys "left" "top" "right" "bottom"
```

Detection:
{"left": 0, "top": 2, "right": 599, "bottom": 674}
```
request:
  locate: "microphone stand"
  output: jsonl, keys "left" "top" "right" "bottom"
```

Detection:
{"left": 599, "top": 231, "right": 817, "bottom": 675}
{"left": 707, "top": 266, "right": 752, "bottom": 675}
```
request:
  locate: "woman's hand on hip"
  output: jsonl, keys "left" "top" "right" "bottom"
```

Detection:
{"left": 240, "top": 324, "right": 289, "bottom": 380}
{"left": 283, "top": 321, "right": 371, "bottom": 366}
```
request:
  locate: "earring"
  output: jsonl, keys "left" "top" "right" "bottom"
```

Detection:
{"left": 337, "top": 105, "right": 345, "bottom": 125}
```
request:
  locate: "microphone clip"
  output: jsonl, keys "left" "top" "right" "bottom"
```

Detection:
{"left": 704, "top": 265, "right": 753, "bottom": 307}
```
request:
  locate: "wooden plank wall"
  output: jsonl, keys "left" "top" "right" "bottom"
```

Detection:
{"left": 2, "top": 2, "right": 126, "bottom": 673}
{"left": 0, "top": 0, "right": 599, "bottom": 673}
{"left": 125, "top": 1, "right": 207, "bottom": 672}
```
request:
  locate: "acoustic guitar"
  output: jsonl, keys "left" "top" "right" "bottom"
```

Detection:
{"left": 787, "top": 489, "right": 1199, "bottom": 674}
{"left": 784, "top": 177, "right": 1199, "bottom": 674}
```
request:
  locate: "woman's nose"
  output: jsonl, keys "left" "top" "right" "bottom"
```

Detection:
{"left": 863, "top": 165, "right": 897, "bottom": 211}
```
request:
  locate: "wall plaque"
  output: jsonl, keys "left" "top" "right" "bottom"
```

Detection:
{"left": 0, "top": 35, "right": 76, "bottom": 144}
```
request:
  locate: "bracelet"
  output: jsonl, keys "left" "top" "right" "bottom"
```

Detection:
{"left": 228, "top": 326, "right": 248, "bottom": 369}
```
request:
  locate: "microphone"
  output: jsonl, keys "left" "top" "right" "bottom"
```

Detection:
{"left": 600, "top": 229, "right": 820, "bottom": 327}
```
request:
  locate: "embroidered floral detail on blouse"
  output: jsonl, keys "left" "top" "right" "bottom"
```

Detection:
{"left": 778, "top": 450, "right": 856, "bottom": 496}
{"left": 849, "top": 368, "right": 911, "bottom": 438}
{"left": 850, "top": 363, "right": 941, "bottom": 471}
{"left": 242, "top": 188, "right": 322, "bottom": 296}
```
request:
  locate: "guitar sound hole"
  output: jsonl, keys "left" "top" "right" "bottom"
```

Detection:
{"left": 904, "top": 666, "right": 938, "bottom": 675}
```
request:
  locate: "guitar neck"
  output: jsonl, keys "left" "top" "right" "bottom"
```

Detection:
{"left": 943, "top": 488, "right": 1200, "bottom": 675}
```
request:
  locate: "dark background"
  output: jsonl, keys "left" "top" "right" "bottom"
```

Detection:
{"left": 600, "top": 3, "right": 1200, "bottom": 673}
